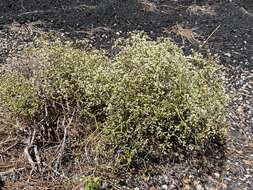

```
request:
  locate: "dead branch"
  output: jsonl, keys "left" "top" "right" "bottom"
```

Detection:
{"left": 24, "top": 129, "right": 37, "bottom": 174}
{"left": 54, "top": 111, "right": 75, "bottom": 172}
{"left": 240, "top": 7, "right": 253, "bottom": 17}
{"left": 34, "top": 145, "right": 42, "bottom": 173}
{"left": 0, "top": 138, "right": 17, "bottom": 147}
{"left": 0, "top": 167, "right": 25, "bottom": 177}
{"left": 201, "top": 25, "right": 221, "bottom": 47}
{"left": 42, "top": 162, "right": 68, "bottom": 179}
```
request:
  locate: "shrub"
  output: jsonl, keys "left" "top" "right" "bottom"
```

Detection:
{"left": 25, "top": 39, "right": 112, "bottom": 121}
{"left": 83, "top": 176, "right": 100, "bottom": 190}
{"left": 0, "top": 33, "right": 228, "bottom": 168}
{"left": 0, "top": 38, "right": 112, "bottom": 141}
{"left": 102, "top": 33, "right": 228, "bottom": 165}
{"left": 0, "top": 71, "right": 40, "bottom": 118}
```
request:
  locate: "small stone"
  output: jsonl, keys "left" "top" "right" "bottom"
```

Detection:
{"left": 193, "top": 180, "right": 200, "bottom": 186}
{"left": 163, "top": 175, "right": 169, "bottom": 183}
{"left": 101, "top": 181, "right": 108, "bottom": 189}
{"left": 162, "top": 185, "right": 168, "bottom": 190}
{"left": 134, "top": 188, "right": 140, "bottom": 190}
{"left": 214, "top": 172, "right": 220, "bottom": 178}
{"left": 224, "top": 52, "right": 231, "bottom": 57}
{"left": 245, "top": 174, "right": 252, "bottom": 178}
{"left": 196, "top": 184, "right": 203, "bottom": 190}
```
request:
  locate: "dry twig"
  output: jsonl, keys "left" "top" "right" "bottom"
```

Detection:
{"left": 54, "top": 111, "right": 75, "bottom": 172}
{"left": 24, "top": 129, "right": 37, "bottom": 175}
{"left": 201, "top": 25, "right": 221, "bottom": 47}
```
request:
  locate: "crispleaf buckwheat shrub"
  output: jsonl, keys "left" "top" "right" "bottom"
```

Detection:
{"left": 102, "top": 33, "right": 228, "bottom": 165}
{"left": 0, "top": 33, "right": 228, "bottom": 169}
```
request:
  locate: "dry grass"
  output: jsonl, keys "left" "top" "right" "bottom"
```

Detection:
{"left": 140, "top": 0, "right": 158, "bottom": 12}
{"left": 164, "top": 23, "right": 203, "bottom": 44}
{"left": 186, "top": 5, "right": 216, "bottom": 16}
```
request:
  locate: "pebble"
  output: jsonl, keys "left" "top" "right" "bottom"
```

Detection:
{"left": 214, "top": 172, "right": 220, "bottom": 178}
{"left": 163, "top": 174, "right": 169, "bottom": 183}
{"left": 245, "top": 175, "right": 252, "bottom": 178}
{"left": 224, "top": 52, "right": 232, "bottom": 57}
{"left": 162, "top": 184, "right": 168, "bottom": 190}
{"left": 196, "top": 184, "right": 203, "bottom": 190}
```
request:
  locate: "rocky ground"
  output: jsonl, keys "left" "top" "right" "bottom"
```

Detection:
{"left": 0, "top": 0, "right": 252, "bottom": 189}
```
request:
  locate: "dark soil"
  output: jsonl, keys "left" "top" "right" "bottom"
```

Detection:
{"left": 0, "top": 0, "right": 253, "bottom": 189}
